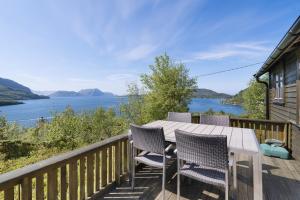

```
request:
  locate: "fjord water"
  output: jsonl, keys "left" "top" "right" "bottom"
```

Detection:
{"left": 0, "top": 97, "right": 244, "bottom": 127}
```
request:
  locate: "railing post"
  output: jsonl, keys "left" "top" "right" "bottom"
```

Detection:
{"left": 87, "top": 153, "right": 94, "bottom": 197}
{"left": 47, "top": 168, "right": 58, "bottom": 200}
{"left": 69, "top": 160, "right": 78, "bottom": 200}
{"left": 79, "top": 158, "right": 86, "bottom": 200}
{"left": 4, "top": 187, "right": 14, "bottom": 200}
{"left": 101, "top": 147, "right": 108, "bottom": 188}
{"left": 35, "top": 174, "right": 44, "bottom": 200}
{"left": 115, "top": 141, "right": 121, "bottom": 184}
{"left": 21, "top": 177, "right": 31, "bottom": 200}
{"left": 95, "top": 151, "right": 100, "bottom": 191}
{"left": 60, "top": 165, "right": 67, "bottom": 200}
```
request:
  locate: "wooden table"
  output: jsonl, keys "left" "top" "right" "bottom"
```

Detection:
{"left": 144, "top": 120, "right": 263, "bottom": 200}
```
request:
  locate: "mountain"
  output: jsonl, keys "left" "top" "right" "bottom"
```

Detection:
{"left": 78, "top": 89, "right": 104, "bottom": 96}
{"left": 50, "top": 91, "right": 82, "bottom": 97}
{"left": 50, "top": 89, "right": 115, "bottom": 97}
{"left": 193, "top": 88, "right": 232, "bottom": 99}
{"left": 0, "top": 77, "right": 49, "bottom": 103}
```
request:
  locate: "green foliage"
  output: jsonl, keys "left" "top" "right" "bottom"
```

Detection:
{"left": 121, "top": 54, "right": 197, "bottom": 123}
{"left": 0, "top": 106, "right": 128, "bottom": 173}
{"left": 242, "top": 78, "right": 266, "bottom": 119}
{"left": 141, "top": 53, "right": 197, "bottom": 121}
{"left": 120, "top": 83, "right": 146, "bottom": 125}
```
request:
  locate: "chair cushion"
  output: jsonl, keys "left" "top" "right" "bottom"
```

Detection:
{"left": 135, "top": 152, "right": 164, "bottom": 168}
{"left": 260, "top": 144, "right": 289, "bottom": 159}
{"left": 180, "top": 163, "right": 226, "bottom": 187}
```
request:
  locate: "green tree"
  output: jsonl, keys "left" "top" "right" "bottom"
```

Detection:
{"left": 141, "top": 53, "right": 197, "bottom": 121}
{"left": 120, "top": 83, "right": 146, "bottom": 125}
{"left": 46, "top": 106, "right": 84, "bottom": 149}
{"left": 242, "top": 78, "right": 266, "bottom": 119}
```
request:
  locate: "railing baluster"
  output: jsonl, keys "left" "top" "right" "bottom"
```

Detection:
{"left": 115, "top": 141, "right": 121, "bottom": 184}
{"left": 47, "top": 168, "right": 58, "bottom": 200}
{"left": 4, "top": 186, "right": 14, "bottom": 200}
{"left": 60, "top": 165, "right": 67, "bottom": 200}
{"left": 79, "top": 157, "right": 86, "bottom": 200}
{"left": 36, "top": 174, "right": 44, "bottom": 200}
{"left": 69, "top": 160, "right": 78, "bottom": 200}
{"left": 21, "top": 177, "right": 31, "bottom": 200}
{"left": 101, "top": 147, "right": 108, "bottom": 188}
{"left": 95, "top": 151, "right": 100, "bottom": 191}
{"left": 124, "top": 140, "right": 128, "bottom": 173}
{"left": 108, "top": 146, "right": 112, "bottom": 183}
{"left": 87, "top": 154, "right": 94, "bottom": 197}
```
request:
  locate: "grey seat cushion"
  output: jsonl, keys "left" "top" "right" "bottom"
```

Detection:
{"left": 135, "top": 152, "right": 165, "bottom": 168}
{"left": 180, "top": 163, "right": 226, "bottom": 187}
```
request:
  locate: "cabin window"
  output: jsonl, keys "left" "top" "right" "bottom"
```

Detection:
{"left": 274, "top": 70, "right": 284, "bottom": 102}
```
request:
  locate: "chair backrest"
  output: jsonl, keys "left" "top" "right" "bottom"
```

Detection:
{"left": 167, "top": 112, "right": 192, "bottom": 123}
{"left": 130, "top": 124, "right": 166, "bottom": 155}
{"left": 200, "top": 114, "right": 230, "bottom": 127}
{"left": 175, "top": 129, "right": 228, "bottom": 170}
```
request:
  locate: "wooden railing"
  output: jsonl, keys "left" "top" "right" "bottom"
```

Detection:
{"left": 0, "top": 133, "right": 129, "bottom": 200}
{"left": 192, "top": 115, "right": 292, "bottom": 151}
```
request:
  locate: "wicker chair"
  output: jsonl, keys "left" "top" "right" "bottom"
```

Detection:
{"left": 130, "top": 124, "right": 173, "bottom": 200}
{"left": 175, "top": 130, "right": 229, "bottom": 200}
{"left": 200, "top": 114, "right": 236, "bottom": 189}
{"left": 200, "top": 114, "right": 230, "bottom": 126}
{"left": 167, "top": 112, "right": 192, "bottom": 123}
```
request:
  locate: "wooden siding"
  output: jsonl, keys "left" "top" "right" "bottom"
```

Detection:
{"left": 285, "top": 55, "right": 297, "bottom": 85}
{"left": 292, "top": 124, "right": 300, "bottom": 160}
{"left": 269, "top": 82, "right": 299, "bottom": 124}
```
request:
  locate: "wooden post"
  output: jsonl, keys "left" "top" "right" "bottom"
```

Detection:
{"left": 108, "top": 146, "right": 112, "bottom": 183}
{"left": 95, "top": 151, "right": 100, "bottom": 191}
{"left": 21, "top": 177, "right": 31, "bottom": 200}
{"left": 60, "top": 165, "right": 67, "bottom": 200}
{"left": 87, "top": 153, "right": 94, "bottom": 197}
{"left": 36, "top": 174, "right": 44, "bottom": 200}
{"left": 115, "top": 141, "right": 121, "bottom": 184}
{"left": 4, "top": 187, "right": 14, "bottom": 200}
{"left": 69, "top": 160, "right": 78, "bottom": 200}
{"left": 101, "top": 147, "right": 108, "bottom": 188}
{"left": 47, "top": 168, "right": 58, "bottom": 200}
{"left": 80, "top": 157, "right": 86, "bottom": 200}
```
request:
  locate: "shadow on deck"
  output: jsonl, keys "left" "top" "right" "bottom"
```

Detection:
{"left": 100, "top": 155, "right": 300, "bottom": 200}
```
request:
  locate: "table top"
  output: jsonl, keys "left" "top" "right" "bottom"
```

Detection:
{"left": 144, "top": 120, "right": 260, "bottom": 155}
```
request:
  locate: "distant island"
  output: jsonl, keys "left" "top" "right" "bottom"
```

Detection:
{"left": 193, "top": 88, "right": 232, "bottom": 99}
{"left": 49, "top": 89, "right": 115, "bottom": 97}
{"left": 0, "top": 77, "right": 49, "bottom": 106}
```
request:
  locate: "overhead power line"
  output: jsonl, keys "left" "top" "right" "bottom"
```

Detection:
{"left": 197, "top": 61, "right": 264, "bottom": 77}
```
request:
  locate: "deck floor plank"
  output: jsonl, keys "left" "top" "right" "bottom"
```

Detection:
{"left": 98, "top": 155, "right": 300, "bottom": 200}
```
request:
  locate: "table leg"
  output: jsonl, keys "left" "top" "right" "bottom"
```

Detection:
{"left": 253, "top": 153, "right": 263, "bottom": 200}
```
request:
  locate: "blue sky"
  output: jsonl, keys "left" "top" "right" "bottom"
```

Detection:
{"left": 0, "top": 0, "right": 299, "bottom": 95}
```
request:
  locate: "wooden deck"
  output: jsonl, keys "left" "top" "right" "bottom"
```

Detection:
{"left": 100, "top": 155, "right": 300, "bottom": 200}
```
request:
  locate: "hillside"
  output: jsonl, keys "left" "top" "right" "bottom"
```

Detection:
{"left": 193, "top": 88, "right": 232, "bottom": 99}
{"left": 50, "top": 89, "right": 115, "bottom": 97}
{"left": 0, "top": 77, "right": 49, "bottom": 105}
{"left": 222, "top": 89, "right": 245, "bottom": 105}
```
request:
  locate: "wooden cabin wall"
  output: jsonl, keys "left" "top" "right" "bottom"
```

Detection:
{"left": 269, "top": 53, "right": 299, "bottom": 124}
{"left": 269, "top": 83, "right": 298, "bottom": 123}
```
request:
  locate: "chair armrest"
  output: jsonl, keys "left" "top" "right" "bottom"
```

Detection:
{"left": 174, "top": 149, "right": 177, "bottom": 154}
{"left": 165, "top": 144, "right": 175, "bottom": 153}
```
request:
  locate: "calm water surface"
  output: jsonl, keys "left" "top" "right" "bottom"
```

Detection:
{"left": 0, "top": 97, "right": 244, "bottom": 127}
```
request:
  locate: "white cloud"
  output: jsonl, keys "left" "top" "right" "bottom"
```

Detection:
{"left": 187, "top": 41, "right": 272, "bottom": 61}
{"left": 120, "top": 44, "right": 157, "bottom": 61}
